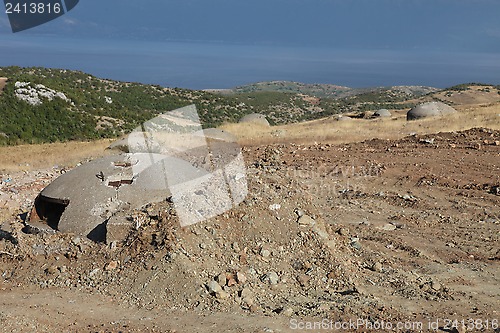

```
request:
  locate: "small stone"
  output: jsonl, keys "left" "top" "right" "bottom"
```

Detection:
{"left": 239, "top": 252, "right": 248, "bottom": 264}
{"left": 297, "top": 274, "right": 310, "bottom": 287}
{"left": 338, "top": 227, "right": 349, "bottom": 236}
{"left": 242, "top": 297, "right": 254, "bottom": 307}
{"left": 298, "top": 215, "right": 315, "bottom": 227}
{"left": 262, "top": 271, "right": 279, "bottom": 285}
{"left": 260, "top": 248, "right": 271, "bottom": 258}
{"left": 378, "top": 223, "right": 397, "bottom": 231}
{"left": 282, "top": 307, "right": 294, "bottom": 317}
{"left": 89, "top": 268, "right": 100, "bottom": 277}
{"left": 269, "top": 203, "right": 281, "bottom": 211}
{"left": 431, "top": 280, "right": 441, "bottom": 291}
{"left": 105, "top": 260, "right": 119, "bottom": 271}
{"left": 351, "top": 240, "right": 362, "bottom": 250}
{"left": 371, "top": 262, "right": 383, "bottom": 272}
{"left": 207, "top": 280, "right": 223, "bottom": 294}
{"left": 236, "top": 272, "right": 247, "bottom": 284}
{"left": 249, "top": 304, "right": 260, "bottom": 313}
{"left": 216, "top": 273, "right": 227, "bottom": 287}
{"left": 402, "top": 194, "right": 412, "bottom": 200}
{"left": 227, "top": 277, "right": 237, "bottom": 287}
{"left": 240, "top": 288, "right": 253, "bottom": 299}
{"left": 232, "top": 242, "right": 240, "bottom": 252}
{"left": 216, "top": 290, "right": 230, "bottom": 300}
{"left": 295, "top": 209, "right": 305, "bottom": 217}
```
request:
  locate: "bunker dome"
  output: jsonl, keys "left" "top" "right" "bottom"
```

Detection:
{"left": 239, "top": 113, "right": 270, "bottom": 126}
{"left": 407, "top": 102, "right": 457, "bottom": 120}
{"left": 28, "top": 105, "right": 248, "bottom": 242}
{"left": 28, "top": 153, "right": 207, "bottom": 242}
{"left": 373, "top": 109, "right": 391, "bottom": 118}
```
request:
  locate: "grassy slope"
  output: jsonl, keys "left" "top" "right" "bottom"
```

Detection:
{"left": 221, "top": 102, "right": 500, "bottom": 146}
{"left": 1, "top": 66, "right": 498, "bottom": 146}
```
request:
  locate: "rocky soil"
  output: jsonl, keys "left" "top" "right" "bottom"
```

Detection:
{"left": 0, "top": 128, "right": 499, "bottom": 332}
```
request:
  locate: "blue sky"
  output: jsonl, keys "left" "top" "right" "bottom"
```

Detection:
{"left": 1, "top": 0, "right": 499, "bottom": 88}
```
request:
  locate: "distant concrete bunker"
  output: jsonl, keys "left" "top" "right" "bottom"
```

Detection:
{"left": 29, "top": 105, "right": 248, "bottom": 242}
{"left": 407, "top": 101, "right": 457, "bottom": 120}
{"left": 239, "top": 113, "right": 270, "bottom": 126}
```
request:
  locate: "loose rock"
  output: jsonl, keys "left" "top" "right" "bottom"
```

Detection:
{"left": 298, "top": 215, "right": 315, "bottom": 227}
{"left": 207, "top": 280, "right": 223, "bottom": 294}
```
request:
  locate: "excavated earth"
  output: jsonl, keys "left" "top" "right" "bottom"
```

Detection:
{"left": 0, "top": 128, "right": 499, "bottom": 332}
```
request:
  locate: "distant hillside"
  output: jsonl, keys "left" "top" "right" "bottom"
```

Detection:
{"left": 1, "top": 67, "right": 495, "bottom": 146}
{"left": 231, "top": 80, "right": 439, "bottom": 99}
{"left": 429, "top": 83, "right": 500, "bottom": 105}
{"left": 0, "top": 67, "right": 248, "bottom": 145}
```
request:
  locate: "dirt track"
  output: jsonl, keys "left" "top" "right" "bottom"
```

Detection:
{"left": 1, "top": 127, "right": 499, "bottom": 332}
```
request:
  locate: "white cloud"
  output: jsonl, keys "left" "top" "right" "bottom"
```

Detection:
{"left": 64, "top": 18, "right": 77, "bottom": 25}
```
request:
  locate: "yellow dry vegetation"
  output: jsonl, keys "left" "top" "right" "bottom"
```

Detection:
{"left": 0, "top": 139, "right": 114, "bottom": 172}
{"left": 221, "top": 102, "right": 500, "bottom": 146}
{"left": 433, "top": 86, "right": 500, "bottom": 105}
{"left": 1, "top": 102, "right": 498, "bottom": 172}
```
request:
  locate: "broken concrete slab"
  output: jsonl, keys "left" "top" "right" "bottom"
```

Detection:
{"left": 106, "top": 212, "right": 135, "bottom": 244}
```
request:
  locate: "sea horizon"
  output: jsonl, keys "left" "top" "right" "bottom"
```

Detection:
{"left": 1, "top": 35, "right": 499, "bottom": 90}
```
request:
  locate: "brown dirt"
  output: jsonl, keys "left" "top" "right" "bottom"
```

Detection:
{"left": 1, "top": 110, "right": 499, "bottom": 331}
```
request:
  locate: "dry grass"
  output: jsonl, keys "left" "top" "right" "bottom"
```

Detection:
{"left": 433, "top": 86, "right": 500, "bottom": 105}
{"left": 0, "top": 139, "right": 114, "bottom": 172}
{"left": 220, "top": 102, "right": 500, "bottom": 146}
{"left": 1, "top": 103, "right": 498, "bottom": 173}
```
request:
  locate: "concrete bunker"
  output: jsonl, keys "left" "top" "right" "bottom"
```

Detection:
{"left": 28, "top": 153, "right": 208, "bottom": 242}
{"left": 28, "top": 105, "right": 248, "bottom": 242}
{"left": 373, "top": 109, "right": 391, "bottom": 118}
{"left": 239, "top": 113, "right": 270, "bottom": 126}
{"left": 407, "top": 102, "right": 457, "bottom": 120}
{"left": 30, "top": 195, "right": 69, "bottom": 231}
